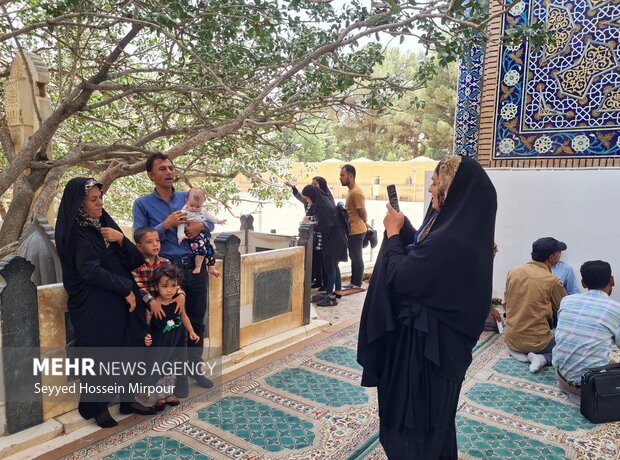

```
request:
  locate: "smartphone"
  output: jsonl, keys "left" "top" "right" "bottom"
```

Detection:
{"left": 387, "top": 184, "right": 400, "bottom": 212}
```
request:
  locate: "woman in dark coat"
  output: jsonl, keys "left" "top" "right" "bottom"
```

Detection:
{"left": 55, "top": 177, "right": 155, "bottom": 427}
{"left": 301, "top": 184, "right": 348, "bottom": 306}
{"left": 357, "top": 156, "right": 497, "bottom": 459}
{"left": 286, "top": 176, "right": 335, "bottom": 289}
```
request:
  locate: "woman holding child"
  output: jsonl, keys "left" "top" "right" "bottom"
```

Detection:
{"left": 56, "top": 178, "right": 155, "bottom": 428}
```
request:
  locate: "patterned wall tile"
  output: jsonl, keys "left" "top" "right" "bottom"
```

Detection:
{"left": 454, "top": 44, "right": 485, "bottom": 157}
{"left": 493, "top": 0, "right": 620, "bottom": 158}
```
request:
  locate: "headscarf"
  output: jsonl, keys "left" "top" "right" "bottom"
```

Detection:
{"left": 55, "top": 177, "right": 116, "bottom": 267}
{"left": 413, "top": 155, "right": 461, "bottom": 245}
{"left": 312, "top": 176, "right": 334, "bottom": 202}
{"left": 359, "top": 155, "right": 497, "bottom": 350}
{"left": 76, "top": 179, "right": 104, "bottom": 231}
{"left": 301, "top": 184, "right": 337, "bottom": 230}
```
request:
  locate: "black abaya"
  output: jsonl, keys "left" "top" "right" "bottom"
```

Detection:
{"left": 357, "top": 157, "right": 497, "bottom": 459}
{"left": 56, "top": 178, "right": 146, "bottom": 419}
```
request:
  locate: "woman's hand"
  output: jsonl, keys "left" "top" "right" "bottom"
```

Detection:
{"left": 100, "top": 227, "right": 124, "bottom": 243}
{"left": 125, "top": 291, "right": 136, "bottom": 312}
{"left": 384, "top": 203, "right": 404, "bottom": 238}
{"left": 144, "top": 334, "right": 152, "bottom": 347}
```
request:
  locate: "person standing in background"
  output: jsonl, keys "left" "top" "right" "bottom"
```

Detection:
{"left": 339, "top": 164, "right": 368, "bottom": 289}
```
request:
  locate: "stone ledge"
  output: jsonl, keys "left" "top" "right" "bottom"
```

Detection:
{"left": 224, "top": 319, "right": 331, "bottom": 371}
{"left": 0, "top": 419, "right": 63, "bottom": 459}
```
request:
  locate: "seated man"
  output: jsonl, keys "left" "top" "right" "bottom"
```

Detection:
{"left": 553, "top": 260, "right": 620, "bottom": 405}
{"left": 552, "top": 259, "right": 580, "bottom": 295}
{"left": 504, "top": 237, "right": 568, "bottom": 373}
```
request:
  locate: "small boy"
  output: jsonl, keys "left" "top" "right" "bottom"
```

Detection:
{"left": 132, "top": 226, "right": 185, "bottom": 319}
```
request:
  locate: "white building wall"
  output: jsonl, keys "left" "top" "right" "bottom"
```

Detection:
{"left": 487, "top": 168, "right": 620, "bottom": 301}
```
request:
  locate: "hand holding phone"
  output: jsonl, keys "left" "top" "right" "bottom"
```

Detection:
{"left": 387, "top": 184, "right": 400, "bottom": 212}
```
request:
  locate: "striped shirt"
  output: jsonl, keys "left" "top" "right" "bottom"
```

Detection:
{"left": 553, "top": 290, "right": 620, "bottom": 384}
{"left": 131, "top": 255, "right": 171, "bottom": 305}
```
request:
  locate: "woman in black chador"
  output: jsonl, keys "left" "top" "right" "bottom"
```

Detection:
{"left": 55, "top": 177, "right": 155, "bottom": 428}
{"left": 357, "top": 156, "right": 497, "bottom": 459}
{"left": 301, "top": 184, "right": 348, "bottom": 306}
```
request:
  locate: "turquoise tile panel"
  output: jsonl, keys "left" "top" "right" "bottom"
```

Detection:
{"left": 315, "top": 346, "right": 362, "bottom": 371}
{"left": 197, "top": 396, "right": 314, "bottom": 452}
{"left": 465, "top": 383, "right": 594, "bottom": 432}
{"left": 456, "top": 416, "right": 567, "bottom": 459}
{"left": 103, "top": 436, "right": 211, "bottom": 460}
{"left": 265, "top": 367, "right": 368, "bottom": 407}
{"left": 493, "top": 358, "right": 558, "bottom": 386}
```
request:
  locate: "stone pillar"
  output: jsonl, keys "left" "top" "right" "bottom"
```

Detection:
{"left": 297, "top": 223, "right": 313, "bottom": 326}
{"left": 214, "top": 233, "right": 241, "bottom": 355}
{"left": 4, "top": 52, "right": 52, "bottom": 157}
{"left": 239, "top": 214, "right": 254, "bottom": 254}
{"left": 17, "top": 217, "right": 62, "bottom": 286}
{"left": 0, "top": 256, "right": 43, "bottom": 435}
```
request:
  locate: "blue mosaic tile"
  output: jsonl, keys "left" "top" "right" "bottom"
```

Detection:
{"left": 103, "top": 436, "right": 211, "bottom": 460}
{"left": 454, "top": 44, "right": 485, "bottom": 158}
{"left": 493, "top": 0, "right": 620, "bottom": 159}
{"left": 197, "top": 396, "right": 314, "bottom": 452}
{"left": 493, "top": 358, "right": 558, "bottom": 386}
{"left": 465, "top": 383, "right": 594, "bottom": 432}
{"left": 457, "top": 416, "right": 567, "bottom": 459}
{"left": 315, "top": 346, "right": 362, "bottom": 371}
{"left": 265, "top": 367, "right": 368, "bottom": 407}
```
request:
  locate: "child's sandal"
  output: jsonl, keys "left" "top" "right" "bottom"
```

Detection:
{"left": 165, "top": 396, "right": 180, "bottom": 406}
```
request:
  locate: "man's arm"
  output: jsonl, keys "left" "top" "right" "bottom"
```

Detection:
{"left": 353, "top": 191, "right": 368, "bottom": 226}
{"left": 551, "top": 281, "right": 568, "bottom": 312}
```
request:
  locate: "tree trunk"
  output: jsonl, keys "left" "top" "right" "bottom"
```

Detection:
{"left": 0, "top": 169, "right": 48, "bottom": 248}
{"left": 26, "top": 165, "right": 67, "bottom": 229}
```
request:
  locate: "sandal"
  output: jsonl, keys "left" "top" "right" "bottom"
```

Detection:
{"left": 154, "top": 400, "right": 166, "bottom": 411}
{"left": 165, "top": 395, "right": 180, "bottom": 406}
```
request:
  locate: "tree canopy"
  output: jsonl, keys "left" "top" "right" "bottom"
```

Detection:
{"left": 0, "top": 0, "right": 514, "bottom": 248}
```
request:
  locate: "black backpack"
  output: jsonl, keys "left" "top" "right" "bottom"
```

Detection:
{"left": 336, "top": 202, "right": 350, "bottom": 235}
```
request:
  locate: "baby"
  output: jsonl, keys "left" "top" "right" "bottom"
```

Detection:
{"left": 177, "top": 188, "right": 226, "bottom": 274}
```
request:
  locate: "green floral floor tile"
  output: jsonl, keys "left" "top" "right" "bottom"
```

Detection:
{"left": 103, "top": 436, "right": 211, "bottom": 460}
{"left": 465, "top": 383, "right": 594, "bottom": 431}
{"left": 315, "top": 346, "right": 363, "bottom": 371}
{"left": 493, "top": 358, "right": 558, "bottom": 386}
{"left": 197, "top": 396, "right": 314, "bottom": 452}
{"left": 265, "top": 367, "right": 368, "bottom": 407}
{"left": 456, "top": 416, "right": 566, "bottom": 459}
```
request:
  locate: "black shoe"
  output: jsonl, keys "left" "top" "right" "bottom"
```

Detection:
{"left": 311, "top": 292, "right": 327, "bottom": 303}
{"left": 174, "top": 375, "right": 189, "bottom": 398}
{"left": 192, "top": 373, "right": 214, "bottom": 388}
{"left": 94, "top": 408, "right": 118, "bottom": 428}
{"left": 119, "top": 402, "right": 157, "bottom": 416}
{"left": 316, "top": 295, "right": 337, "bottom": 307}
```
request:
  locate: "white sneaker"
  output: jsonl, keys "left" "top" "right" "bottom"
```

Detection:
{"left": 508, "top": 349, "right": 529, "bottom": 363}
{"left": 527, "top": 352, "right": 548, "bottom": 373}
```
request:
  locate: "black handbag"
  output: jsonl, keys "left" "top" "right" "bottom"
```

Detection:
{"left": 580, "top": 363, "right": 620, "bottom": 423}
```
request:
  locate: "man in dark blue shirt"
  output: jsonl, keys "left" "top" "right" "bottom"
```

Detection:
{"left": 133, "top": 153, "right": 215, "bottom": 392}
